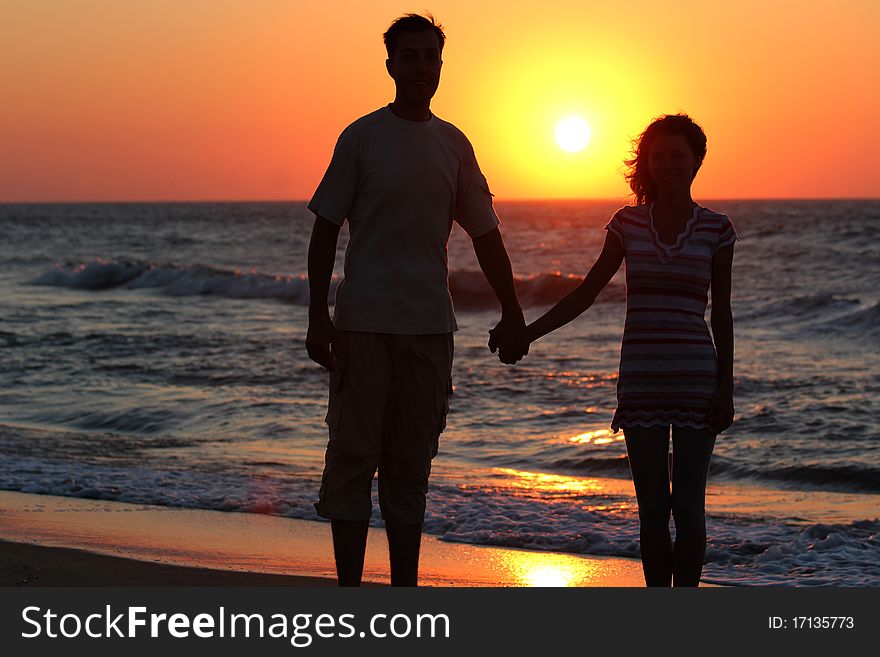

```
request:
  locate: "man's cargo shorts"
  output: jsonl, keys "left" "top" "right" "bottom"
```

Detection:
{"left": 314, "top": 331, "right": 453, "bottom": 524}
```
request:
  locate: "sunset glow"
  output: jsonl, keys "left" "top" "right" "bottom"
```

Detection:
{"left": 2, "top": 0, "right": 877, "bottom": 201}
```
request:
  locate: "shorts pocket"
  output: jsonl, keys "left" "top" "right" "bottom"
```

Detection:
{"left": 439, "top": 377, "right": 453, "bottom": 434}
{"left": 432, "top": 378, "right": 453, "bottom": 459}
{"left": 324, "top": 369, "right": 345, "bottom": 435}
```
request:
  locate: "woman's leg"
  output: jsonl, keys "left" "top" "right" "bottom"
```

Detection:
{"left": 670, "top": 426, "right": 716, "bottom": 587}
{"left": 624, "top": 426, "right": 673, "bottom": 587}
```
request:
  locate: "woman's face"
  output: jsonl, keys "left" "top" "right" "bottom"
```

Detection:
{"left": 648, "top": 133, "right": 698, "bottom": 195}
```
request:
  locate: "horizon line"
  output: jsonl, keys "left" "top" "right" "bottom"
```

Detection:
{"left": 2, "top": 196, "right": 879, "bottom": 205}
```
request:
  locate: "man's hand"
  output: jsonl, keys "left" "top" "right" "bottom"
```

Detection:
{"left": 306, "top": 313, "right": 339, "bottom": 371}
{"left": 497, "top": 324, "right": 530, "bottom": 364}
{"left": 488, "top": 308, "right": 527, "bottom": 365}
{"left": 306, "top": 215, "right": 342, "bottom": 370}
{"left": 487, "top": 322, "right": 506, "bottom": 354}
{"left": 472, "top": 227, "right": 526, "bottom": 363}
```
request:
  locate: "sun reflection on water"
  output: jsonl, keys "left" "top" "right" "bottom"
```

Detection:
{"left": 540, "top": 371, "right": 617, "bottom": 389}
{"left": 495, "top": 468, "right": 606, "bottom": 495}
{"left": 568, "top": 428, "right": 620, "bottom": 445}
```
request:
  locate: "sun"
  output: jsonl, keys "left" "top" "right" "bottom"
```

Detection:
{"left": 555, "top": 116, "right": 591, "bottom": 153}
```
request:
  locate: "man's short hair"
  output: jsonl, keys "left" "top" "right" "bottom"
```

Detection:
{"left": 383, "top": 13, "right": 446, "bottom": 60}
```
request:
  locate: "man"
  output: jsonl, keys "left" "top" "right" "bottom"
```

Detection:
{"left": 306, "top": 13, "right": 523, "bottom": 587}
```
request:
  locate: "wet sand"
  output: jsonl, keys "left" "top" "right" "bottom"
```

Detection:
{"left": 0, "top": 491, "right": 647, "bottom": 587}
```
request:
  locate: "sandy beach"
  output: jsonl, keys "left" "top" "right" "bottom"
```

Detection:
{"left": 0, "top": 490, "right": 648, "bottom": 587}
{"left": 0, "top": 540, "right": 340, "bottom": 587}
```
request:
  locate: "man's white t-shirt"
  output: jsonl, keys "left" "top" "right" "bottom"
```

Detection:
{"left": 308, "top": 106, "right": 500, "bottom": 334}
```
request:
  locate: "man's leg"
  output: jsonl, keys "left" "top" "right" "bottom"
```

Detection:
{"left": 378, "top": 333, "right": 453, "bottom": 587}
{"left": 314, "top": 331, "right": 391, "bottom": 586}
{"left": 670, "top": 425, "right": 716, "bottom": 587}
{"left": 330, "top": 519, "right": 369, "bottom": 587}
{"left": 624, "top": 425, "right": 673, "bottom": 587}
{"left": 384, "top": 520, "right": 423, "bottom": 587}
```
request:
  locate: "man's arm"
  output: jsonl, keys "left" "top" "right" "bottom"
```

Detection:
{"left": 471, "top": 227, "right": 524, "bottom": 355}
{"left": 306, "top": 215, "right": 342, "bottom": 370}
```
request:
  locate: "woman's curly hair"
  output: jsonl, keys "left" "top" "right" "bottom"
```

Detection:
{"left": 625, "top": 114, "right": 707, "bottom": 205}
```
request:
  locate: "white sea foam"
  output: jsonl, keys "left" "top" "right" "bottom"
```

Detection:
{"left": 703, "top": 520, "right": 880, "bottom": 586}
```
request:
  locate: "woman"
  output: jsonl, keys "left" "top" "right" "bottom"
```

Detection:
{"left": 497, "top": 114, "right": 736, "bottom": 586}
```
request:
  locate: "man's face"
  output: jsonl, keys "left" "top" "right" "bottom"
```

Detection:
{"left": 386, "top": 30, "right": 442, "bottom": 104}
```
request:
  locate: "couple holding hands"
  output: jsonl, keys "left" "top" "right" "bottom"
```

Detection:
{"left": 306, "top": 13, "right": 736, "bottom": 587}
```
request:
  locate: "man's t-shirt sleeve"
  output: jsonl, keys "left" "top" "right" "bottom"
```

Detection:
{"left": 454, "top": 142, "right": 500, "bottom": 238}
{"left": 308, "top": 129, "right": 358, "bottom": 226}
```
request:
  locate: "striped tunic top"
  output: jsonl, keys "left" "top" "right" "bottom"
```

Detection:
{"left": 604, "top": 203, "right": 737, "bottom": 432}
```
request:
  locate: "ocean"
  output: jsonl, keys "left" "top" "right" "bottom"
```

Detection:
{"left": 1, "top": 199, "right": 878, "bottom": 585}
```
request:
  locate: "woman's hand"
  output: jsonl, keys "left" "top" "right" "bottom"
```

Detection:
{"left": 708, "top": 387, "right": 734, "bottom": 434}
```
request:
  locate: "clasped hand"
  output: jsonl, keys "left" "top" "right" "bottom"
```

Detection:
{"left": 488, "top": 315, "right": 530, "bottom": 365}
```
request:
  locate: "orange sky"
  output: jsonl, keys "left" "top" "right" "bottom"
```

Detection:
{"left": 2, "top": 0, "right": 878, "bottom": 202}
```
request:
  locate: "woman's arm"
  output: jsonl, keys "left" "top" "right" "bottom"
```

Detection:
{"left": 709, "top": 243, "right": 735, "bottom": 432}
{"left": 526, "top": 232, "right": 624, "bottom": 343}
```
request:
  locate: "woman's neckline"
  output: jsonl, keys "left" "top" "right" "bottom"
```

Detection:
{"left": 648, "top": 202, "right": 701, "bottom": 256}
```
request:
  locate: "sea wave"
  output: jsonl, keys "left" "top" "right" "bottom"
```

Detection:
{"left": 30, "top": 259, "right": 624, "bottom": 310}
{"left": 813, "top": 301, "right": 880, "bottom": 340}
{"left": 734, "top": 293, "right": 880, "bottom": 340}
{"left": 511, "top": 444, "right": 880, "bottom": 494}
{"left": 546, "top": 455, "right": 632, "bottom": 477}
{"left": 31, "top": 260, "right": 313, "bottom": 303}
{"left": 709, "top": 457, "right": 880, "bottom": 494}
{"left": 544, "top": 449, "right": 880, "bottom": 494}
{"left": 738, "top": 293, "right": 862, "bottom": 324}
{"left": 450, "top": 269, "right": 623, "bottom": 308}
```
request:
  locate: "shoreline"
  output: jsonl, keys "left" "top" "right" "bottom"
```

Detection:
{"left": 0, "top": 490, "right": 650, "bottom": 587}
